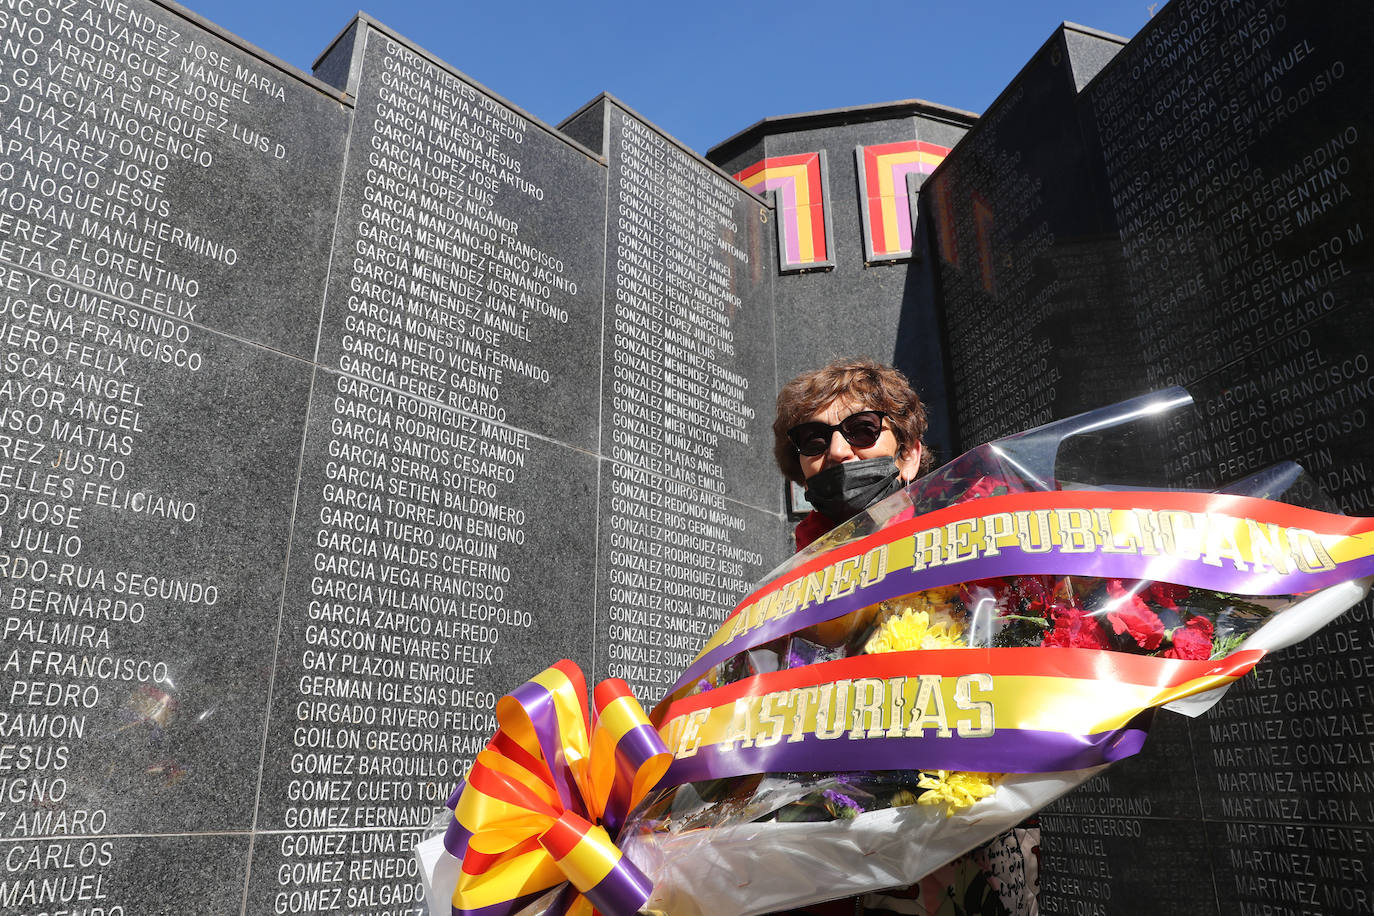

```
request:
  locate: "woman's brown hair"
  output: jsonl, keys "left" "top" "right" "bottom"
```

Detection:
{"left": 772, "top": 357, "right": 930, "bottom": 485}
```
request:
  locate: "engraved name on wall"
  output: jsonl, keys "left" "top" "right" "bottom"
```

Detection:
{"left": 595, "top": 102, "right": 781, "bottom": 707}
{"left": 247, "top": 25, "right": 604, "bottom": 915}
{"left": 0, "top": 0, "right": 344, "bottom": 908}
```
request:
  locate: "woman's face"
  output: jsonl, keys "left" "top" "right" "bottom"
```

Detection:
{"left": 798, "top": 398, "right": 922, "bottom": 482}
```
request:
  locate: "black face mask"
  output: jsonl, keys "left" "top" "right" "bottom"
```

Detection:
{"left": 803, "top": 457, "right": 904, "bottom": 523}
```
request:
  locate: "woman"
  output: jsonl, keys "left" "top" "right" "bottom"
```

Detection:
{"left": 773, "top": 358, "right": 931, "bottom": 551}
{"left": 770, "top": 357, "right": 1035, "bottom": 916}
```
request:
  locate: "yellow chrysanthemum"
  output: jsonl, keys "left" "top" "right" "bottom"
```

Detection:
{"left": 913, "top": 585, "right": 963, "bottom": 612}
{"left": 915, "top": 770, "right": 998, "bottom": 815}
{"left": 881, "top": 588, "right": 963, "bottom": 622}
{"left": 864, "top": 608, "right": 965, "bottom": 654}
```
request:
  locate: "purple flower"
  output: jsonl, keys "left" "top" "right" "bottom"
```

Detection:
{"left": 822, "top": 789, "right": 864, "bottom": 818}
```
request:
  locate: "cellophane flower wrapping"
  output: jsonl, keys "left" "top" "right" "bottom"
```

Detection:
{"left": 617, "top": 388, "right": 1373, "bottom": 916}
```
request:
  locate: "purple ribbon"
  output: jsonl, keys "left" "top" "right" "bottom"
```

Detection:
{"left": 669, "top": 544, "right": 1362, "bottom": 697}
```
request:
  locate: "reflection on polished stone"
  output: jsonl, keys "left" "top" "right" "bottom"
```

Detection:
{"left": 0, "top": 0, "right": 1370, "bottom": 913}
{"left": 923, "top": 2, "right": 1374, "bottom": 913}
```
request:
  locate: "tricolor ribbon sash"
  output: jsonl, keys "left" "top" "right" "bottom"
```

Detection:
{"left": 659, "top": 491, "right": 1374, "bottom": 707}
{"left": 655, "top": 647, "right": 1264, "bottom": 786}
{"left": 442, "top": 661, "right": 671, "bottom": 916}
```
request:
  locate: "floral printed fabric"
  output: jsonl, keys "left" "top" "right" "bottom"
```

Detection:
{"left": 857, "top": 822, "right": 1038, "bottom": 916}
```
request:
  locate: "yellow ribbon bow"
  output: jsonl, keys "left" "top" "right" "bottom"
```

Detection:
{"left": 441, "top": 661, "right": 671, "bottom": 916}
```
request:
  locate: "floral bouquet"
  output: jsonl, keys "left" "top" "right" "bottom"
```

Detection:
{"left": 614, "top": 388, "right": 1374, "bottom": 916}
{"left": 419, "top": 389, "right": 1374, "bottom": 916}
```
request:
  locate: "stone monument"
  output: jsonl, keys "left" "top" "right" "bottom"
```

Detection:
{"left": 921, "top": 4, "right": 1374, "bottom": 913}
{"left": 0, "top": 4, "right": 788, "bottom": 912}
{"left": 0, "top": 0, "right": 1370, "bottom": 913}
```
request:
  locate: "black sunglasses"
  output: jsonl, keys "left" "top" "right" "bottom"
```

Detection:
{"left": 787, "top": 410, "right": 889, "bottom": 457}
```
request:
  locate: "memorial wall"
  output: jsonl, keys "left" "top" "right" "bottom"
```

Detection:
{"left": 0, "top": 3, "right": 786, "bottom": 913}
{"left": 250, "top": 25, "right": 614, "bottom": 913}
{"left": 0, "top": 0, "right": 351, "bottom": 910}
{"left": 921, "top": 2, "right": 1374, "bottom": 913}
{"left": 561, "top": 97, "right": 779, "bottom": 705}
{"left": 1, "top": 0, "right": 1371, "bottom": 913}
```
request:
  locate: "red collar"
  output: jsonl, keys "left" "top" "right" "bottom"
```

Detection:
{"left": 793, "top": 510, "right": 836, "bottom": 551}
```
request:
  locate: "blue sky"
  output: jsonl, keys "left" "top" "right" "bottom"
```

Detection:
{"left": 186, "top": 0, "right": 1156, "bottom": 152}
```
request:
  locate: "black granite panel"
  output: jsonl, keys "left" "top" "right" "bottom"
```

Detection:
{"left": 259, "top": 362, "right": 597, "bottom": 795}
{"left": 249, "top": 363, "right": 597, "bottom": 906}
{"left": 593, "top": 458, "right": 786, "bottom": 705}
{"left": 245, "top": 22, "right": 609, "bottom": 913}
{"left": 1091, "top": 0, "right": 1374, "bottom": 412}
{"left": 1153, "top": 308, "right": 1374, "bottom": 503}
{"left": 314, "top": 27, "right": 607, "bottom": 450}
{"left": 0, "top": 264, "right": 308, "bottom": 903}
{"left": 1206, "top": 818, "right": 1374, "bottom": 916}
{"left": 1090, "top": 0, "right": 1374, "bottom": 498}
{"left": 244, "top": 826, "right": 431, "bottom": 915}
{"left": 591, "top": 97, "right": 788, "bottom": 698}
{"left": 0, "top": 832, "right": 249, "bottom": 912}
{"left": 600, "top": 99, "right": 778, "bottom": 511}
{"left": 1038, "top": 812, "right": 1217, "bottom": 916}
{"left": 0, "top": 0, "right": 347, "bottom": 358}
{"left": 1045, "top": 711, "right": 1202, "bottom": 822}
{"left": 1196, "top": 634, "right": 1374, "bottom": 825}
{"left": 1083, "top": 8, "right": 1374, "bottom": 903}
{"left": 925, "top": 1, "right": 1374, "bottom": 912}
{"left": 924, "top": 27, "right": 1136, "bottom": 452}
{"left": 0, "top": 4, "right": 345, "bottom": 912}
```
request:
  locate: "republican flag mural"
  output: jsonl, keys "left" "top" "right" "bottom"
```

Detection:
{"left": 856, "top": 140, "right": 951, "bottom": 261}
{"left": 735, "top": 152, "right": 833, "bottom": 270}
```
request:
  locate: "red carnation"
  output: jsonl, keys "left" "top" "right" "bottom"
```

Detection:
{"left": 1010, "top": 576, "right": 1054, "bottom": 614}
{"left": 1143, "top": 581, "right": 1190, "bottom": 610}
{"left": 1105, "top": 580, "right": 1165, "bottom": 650}
{"left": 963, "top": 476, "right": 1001, "bottom": 499}
{"left": 1163, "top": 616, "right": 1215, "bottom": 660}
{"left": 953, "top": 474, "right": 1027, "bottom": 504}
{"left": 1042, "top": 608, "right": 1111, "bottom": 649}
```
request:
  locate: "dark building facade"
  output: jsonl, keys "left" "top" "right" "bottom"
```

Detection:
{"left": 0, "top": 0, "right": 1368, "bottom": 914}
